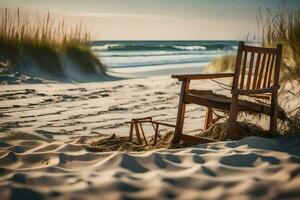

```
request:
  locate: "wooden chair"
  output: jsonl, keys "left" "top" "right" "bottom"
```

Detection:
{"left": 171, "top": 41, "right": 283, "bottom": 144}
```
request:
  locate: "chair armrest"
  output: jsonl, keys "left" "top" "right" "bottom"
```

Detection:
{"left": 232, "top": 85, "right": 280, "bottom": 95}
{"left": 171, "top": 73, "right": 234, "bottom": 81}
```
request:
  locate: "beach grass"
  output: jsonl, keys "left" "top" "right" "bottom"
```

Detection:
{"left": 207, "top": 8, "right": 300, "bottom": 84}
{"left": 204, "top": 7, "right": 300, "bottom": 134}
{"left": 258, "top": 7, "right": 300, "bottom": 83}
{"left": 0, "top": 7, "right": 104, "bottom": 77}
{"left": 205, "top": 54, "right": 236, "bottom": 73}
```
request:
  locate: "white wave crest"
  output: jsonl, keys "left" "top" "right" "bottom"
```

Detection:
{"left": 174, "top": 45, "right": 207, "bottom": 51}
{"left": 91, "top": 44, "right": 123, "bottom": 51}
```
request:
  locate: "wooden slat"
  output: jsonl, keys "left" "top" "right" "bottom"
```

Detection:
{"left": 239, "top": 51, "right": 248, "bottom": 89}
{"left": 171, "top": 73, "right": 234, "bottom": 80}
{"left": 246, "top": 52, "right": 255, "bottom": 89}
{"left": 185, "top": 94, "right": 231, "bottom": 111}
{"left": 267, "top": 54, "right": 275, "bottom": 87}
{"left": 256, "top": 53, "right": 266, "bottom": 89}
{"left": 180, "top": 134, "right": 216, "bottom": 143}
{"left": 263, "top": 54, "right": 271, "bottom": 88}
{"left": 232, "top": 85, "right": 279, "bottom": 95}
{"left": 252, "top": 53, "right": 261, "bottom": 89}
{"left": 172, "top": 79, "right": 190, "bottom": 144}
{"left": 244, "top": 45, "right": 277, "bottom": 54}
{"left": 232, "top": 41, "right": 244, "bottom": 89}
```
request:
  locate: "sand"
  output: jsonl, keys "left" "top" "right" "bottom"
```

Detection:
{"left": 1, "top": 75, "right": 300, "bottom": 199}
{"left": 1, "top": 131, "right": 300, "bottom": 200}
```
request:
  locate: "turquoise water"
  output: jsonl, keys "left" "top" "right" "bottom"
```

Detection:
{"left": 91, "top": 40, "right": 239, "bottom": 77}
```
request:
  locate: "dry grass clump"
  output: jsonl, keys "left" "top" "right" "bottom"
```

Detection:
{"left": 258, "top": 8, "right": 300, "bottom": 83}
{"left": 86, "top": 132, "right": 174, "bottom": 152}
{"left": 205, "top": 54, "right": 236, "bottom": 73}
{"left": 0, "top": 8, "right": 104, "bottom": 77}
{"left": 0, "top": 7, "right": 90, "bottom": 48}
{"left": 206, "top": 8, "right": 300, "bottom": 83}
{"left": 195, "top": 122, "right": 270, "bottom": 141}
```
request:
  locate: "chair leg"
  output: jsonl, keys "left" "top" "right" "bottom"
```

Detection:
{"left": 269, "top": 92, "right": 278, "bottom": 133}
{"left": 153, "top": 123, "right": 159, "bottom": 146}
{"left": 172, "top": 80, "right": 190, "bottom": 144}
{"left": 227, "top": 95, "right": 239, "bottom": 140}
{"left": 129, "top": 121, "right": 134, "bottom": 141}
{"left": 204, "top": 107, "right": 213, "bottom": 130}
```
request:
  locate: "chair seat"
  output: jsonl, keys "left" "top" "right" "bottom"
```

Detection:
{"left": 185, "top": 90, "right": 284, "bottom": 119}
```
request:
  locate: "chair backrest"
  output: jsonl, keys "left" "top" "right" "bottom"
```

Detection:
{"left": 232, "top": 41, "right": 282, "bottom": 91}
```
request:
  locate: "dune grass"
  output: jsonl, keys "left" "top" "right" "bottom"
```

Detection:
{"left": 204, "top": 7, "right": 300, "bottom": 134}
{"left": 0, "top": 7, "right": 104, "bottom": 78}
{"left": 258, "top": 8, "right": 300, "bottom": 83}
{"left": 0, "top": 7, "right": 90, "bottom": 48}
{"left": 206, "top": 8, "right": 300, "bottom": 84}
{"left": 205, "top": 54, "right": 236, "bottom": 73}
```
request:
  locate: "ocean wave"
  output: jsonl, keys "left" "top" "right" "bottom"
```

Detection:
{"left": 105, "top": 58, "right": 212, "bottom": 68}
{"left": 91, "top": 43, "right": 236, "bottom": 52}
{"left": 173, "top": 45, "right": 206, "bottom": 50}
{"left": 96, "top": 51, "right": 224, "bottom": 58}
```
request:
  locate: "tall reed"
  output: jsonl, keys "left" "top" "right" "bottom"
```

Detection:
{"left": 0, "top": 7, "right": 90, "bottom": 48}
{"left": 258, "top": 7, "right": 300, "bottom": 82}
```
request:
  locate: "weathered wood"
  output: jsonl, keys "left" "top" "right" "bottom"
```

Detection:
{"left": 134, "top": 122, "right": 143, "bottom": 144}
{"left": 246, "top": 52, "right": 255, "bottom": 89}
{"left": 243, "top": 45, "right": 277, "bottom": 54}
{"left": 240, "top": 51, "right": 248, "bottom": 89}
{"left": 263, "top": 54, "right": 271, "bottom": 88}
{"left": 267, "top": 54, "right": 275, "bottom": 87}
{"left": 172, "top": 80, "right": 190, "bottom": 144}
{"left": 232, "top": 85, "right": 279, "bottom": 95}
{"left": 152, "top": 121, "right": 176, "bottom": 128}
{"left": 227, "top": 94, "right": 239, "bottom": 140}
{"left": 171, "top": 73, "right": 234, "bottom": 81}
{"left": 185, "top": 94, "right": 231, "bottom": 110}
{"left": 180, "top": 134, "right": 216, "bottom": 143}
{"left": 256, "top": 53, "right": 266, "bottom": 89}
{"left": 232, "top": 41, "right": 244, "bottom": 89}
{"left": 186, "top": 92, "right": 285, "bottom": 119}
{"left": 204, "top": 107, "right": 213, "bottom": 129}
{"left": 245, "top": 93, "right": 271, "bottom": 100}
{"left": 129, "top": 121, "right": 134, "bottom": 141}
{"left": 252, "top": 53, "right": 261, "bottom": 89}
{"left": 139, "top": 123, "right": 148, "bottom": 146}
{"left": 154, "top": 123, "right": 159, "bottom": 146}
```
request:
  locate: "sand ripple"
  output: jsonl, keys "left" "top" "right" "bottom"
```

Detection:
{"left": 0, "top": 131, "right": 300, "bottom": 200}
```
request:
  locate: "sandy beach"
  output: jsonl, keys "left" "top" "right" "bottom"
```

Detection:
{"left": 1, "top": 129, "right": 300, "bottom": 200}
{"left": 0, "top": 76, "right": 226, "bottom": 140}
{"left": 0, "top": 75, "right": 300, "bottom": 200}
{"left": 1, "top": 1, "right": 300, "bottom": 199}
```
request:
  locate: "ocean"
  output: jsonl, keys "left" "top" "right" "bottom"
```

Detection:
{"left": 91, "top": 40, "right": 239, "bottom": 77}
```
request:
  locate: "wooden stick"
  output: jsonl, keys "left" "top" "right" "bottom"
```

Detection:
{"left": 134, "top": 122, "right": 143, "bottom": 144}
{"left": 129, "top": 121, "right": 134, "bottom": 141}
{"left": 139, "top": 122, "right": 148, "bottom": 146}
{"left": 154, "top": 123, "right": 159, "bottom": 146}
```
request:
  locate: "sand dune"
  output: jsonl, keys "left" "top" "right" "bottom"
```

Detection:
{"left": 0, "top": 131, "right": 300, "bottom": 200}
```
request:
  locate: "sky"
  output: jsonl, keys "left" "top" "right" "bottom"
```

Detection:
{"left": 1, "top": 0, "right": 300, "bottom": 40}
